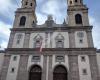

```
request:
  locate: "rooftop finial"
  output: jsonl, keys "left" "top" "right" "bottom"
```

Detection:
{"left": 63, "top": 19, "right": 66, "bottom": 24}
{"left": 47, "top": 15, "right": 53, "bottom": 20}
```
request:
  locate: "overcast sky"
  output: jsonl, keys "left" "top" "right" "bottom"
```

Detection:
{"left": 0, "top": 0, "right": 100, "bottom": 49}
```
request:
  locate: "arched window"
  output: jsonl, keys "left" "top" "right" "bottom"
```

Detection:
{"left": 55, "top": 34, "right": 64, "bottom": 48}
{"left": 19, "top": 16, "right": 26, "bottom": 26}
{"left": 34, "top": 35, "right": 42, "bottom": 48}
{"left": 25, "top": 2, "right": 28, "bottom": 5}
{"left": 53, "top": 65, "right": 68, "bottom": 80}
{"left": 30, "top": 3, "right": 32, "bottom": 6}
{"left": 75, "top": 0, "right": 78, "bottom": 2}
{"left": 70, "top": 1, "right": 72, "bottom": 5}
{"left": 29, "top": 65, "right": 42, "bottom": 80}
{"left": 75, "top": 14, "right": 82, "bottom": 24}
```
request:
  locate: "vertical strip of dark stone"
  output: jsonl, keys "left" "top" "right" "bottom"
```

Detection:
{"left": 1, "top": 55, "right": 11, "bottom": 80}
{"left": 50, "top": 32, "right": 53, "bottom": 48}
{"left": 68, "top": 55, "right": 79, "bottom": 80}
{"left": 86, "top": 30, "right": 94, "bottom": 47}
{"left": 7, "top": 32, "right": 15, "bottom": 48}
{"left": 89, "top": 55, "right": 100, "bottom": 80}
{"left": 48, "top": 56, "right": 53, "bottom": 80}
{"left": 42, "top": 55, "right": 47, "bottom": 80}
{"left": 23, "top": 33, "right": 30, "bottom": 48}
{"left": 68, "top": 31, "right": 75, "bottom": 48}
{"left": 17, "top": 55, "right": 29, "bottom": 80}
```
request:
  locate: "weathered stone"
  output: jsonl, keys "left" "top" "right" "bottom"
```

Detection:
{"left": 16, "top": 55, "right": 29, "bottom": 80}
{"left": 0, "top": 55, "right": 11, "bottom": 80}
{"left": 68, "top": 55, "right": 79, "bottom": 80}
{"left": 89, "top": 55, "right": 100, "bottom": 80}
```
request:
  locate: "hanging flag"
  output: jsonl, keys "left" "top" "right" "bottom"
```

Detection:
{"left": 39, "top": 40, "right": 43, "bottom": 52}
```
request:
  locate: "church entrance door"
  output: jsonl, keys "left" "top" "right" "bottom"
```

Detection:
{"left": 53, "top": 65, "right": 67, "bottom": 80}
{"left": 29, "top": 65, "right": 42, "bottom": 80}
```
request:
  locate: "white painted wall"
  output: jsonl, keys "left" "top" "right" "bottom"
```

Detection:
{"left": 6, "top": 55, "right": 20, "bottom": 80}
{"left": 78, "top": 55, "right": 92, "bottom": 80}
{"left": 75, "top": 31, "right": 88, "bottom": 48}
{"left": 12, "top": 33, "right": 25, "bottom": 48}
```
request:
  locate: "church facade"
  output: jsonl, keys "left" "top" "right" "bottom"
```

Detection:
{"left": 0, "top": 0, "right": 100, "bottom": 80}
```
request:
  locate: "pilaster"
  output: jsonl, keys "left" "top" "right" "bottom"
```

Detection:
{"left": 89, "top": 55, "right": 100, "bottom": 80}
{"left": 42, "top": 55, "right": 47, "bottom": 80}
{"left": 68, "top": 31, "right": 75, "bottom": 48}
{"left": 7, "top": 32, "right": 15, "bottom": 48}
{"left": 48, "top": 56, "right": 53, "bottom": 80}
{"left": 1, "top": 55, "right": 11, "bottom": 80}
{"left": 23, "top": 33, "right": 31, "bottom": 48}
{"left": 17, "top": 55, "right": 29, "bottom": 80}
{"left": 68, "top": 55, "right": 79, "bottom": 80}
{"left": 86, "top": 30, "right": 94, "bottom": 47}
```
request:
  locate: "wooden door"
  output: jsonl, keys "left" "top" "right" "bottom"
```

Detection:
{"left": 29, "top": 65, "right": 42, "bottom": 80}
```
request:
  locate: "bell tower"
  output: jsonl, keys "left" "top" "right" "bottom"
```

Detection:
{"left": 67, "top": 0, "right": 89, "bottom": 26}
{"left": 13, "top": 0, "right": 37, "bottom": 28}
{"left": 67, "top": 0, "right": 83, "bottom": 6}
{"left": 22, "top": 0, "right": 36, "bottom": 9}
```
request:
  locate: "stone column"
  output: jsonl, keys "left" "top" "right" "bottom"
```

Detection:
{"left": 89, "top": 55, "right": 100, "bottom": 80}
{"left": 42, "top": 55, "right": 47, "bottom": 80}
{"left": 86, "top": 30, "right": 94, "bottom": 47}
{"left": 68, "top": 55, "right": 79, "bottom": 80}
{"left": 68, "top": 31, "right": 75, "bottom": 48}
{"left": 1, "top": 55, "right": 11, "bottom": 80}
{"left": 48, "top": 56, "right": 53, "bottom": 80}
{"left": 17, "top": 55, "right": 29, "bottom": 80}
{"left": 7, "top": 32, "right": 15, "bottom": 48}
{"left": 23, "top": 33, "right": 30, "bottom": 48}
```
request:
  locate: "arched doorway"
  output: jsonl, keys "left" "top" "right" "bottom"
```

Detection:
{"left": 53, "top": 65, "right": 68, "bottom": 80}
{"left": 29, "top": 65, "right": 42, "bottom": 80}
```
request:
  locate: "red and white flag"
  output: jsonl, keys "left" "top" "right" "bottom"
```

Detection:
{"left": 39, "top": 40, "right": 43, "bottom": 52}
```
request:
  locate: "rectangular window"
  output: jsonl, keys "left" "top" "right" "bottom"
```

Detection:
{"left": 56, "top": 56, "right": 65, "bottom": 62}
{"left": 56, "top": 40, "right": 64, "bottom": 48}
{"left": 16, "top": 34, "right": 22, "bottom": 44}
{"left": 35, "top": 40, "right": 41, "bottom": 48}
{"left": 82, "top": 69, "right": 87, "bottom": 75}
{"left": 11, "top": 68, "right": 15, "bottom": 73}
{"left": 13, "top": 56, "right": 17, "bottom": 61}
{"left": 79, "top": 39, "right": 83, "bottom": 43}
{"left": 16, "top": 39, "right": 20, "bottom": 44}
{"left": 81, "top": 56, "right": 86, "bottom": 62}
{"left": 32, "top": 56, "right": 40, "bottom": 62}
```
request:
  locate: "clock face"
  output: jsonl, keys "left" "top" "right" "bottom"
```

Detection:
{"left": 77, "top": 32, "right": 84, "bottom": 38}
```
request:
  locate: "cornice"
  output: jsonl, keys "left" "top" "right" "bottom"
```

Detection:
{"left": 5, "top": 48, "right": 96, "bottom": 52}
{"left": 5, "top": 48, "right": 96, "bottom": 55}
{"left": 10, "top": 26, "right": 93, "bottom": 32}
